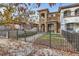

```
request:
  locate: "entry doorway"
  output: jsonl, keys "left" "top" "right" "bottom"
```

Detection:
{"left": 41, "top": 24, "right": 45, "bottom": 32}
{"left": 48, "top": 24, "right": 54, "bottom": 32}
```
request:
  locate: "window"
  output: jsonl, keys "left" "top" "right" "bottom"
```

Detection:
{"left": 66, "top": 23, "right": 73, "bottom": 31}
{"left": 48, "top": 14, "right": 55, "bottom": 17}
{"left": 75, "top": 8, "right": 79, "bottom": 15}
{"left": 41, "top": 13, "right": 45, "bottom": 18}
{"left": 64, "top": 10, "right": 71, "bottom": 17}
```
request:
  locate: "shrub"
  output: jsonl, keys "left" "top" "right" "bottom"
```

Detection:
{"left": 18, "top": 31, "right": 37, "bottom": 38}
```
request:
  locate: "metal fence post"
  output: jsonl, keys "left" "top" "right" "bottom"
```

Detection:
{"left": 24, "top": 30, "right": 26, "bottom": 42}
{"left": 49, "top": 31, "right": 51, "bottom": 48}
{"left": 8, "top": 30, "right": 10, "bottom": 38}
{"left": 17, "top": 29, "right": 18, "bottom": 40}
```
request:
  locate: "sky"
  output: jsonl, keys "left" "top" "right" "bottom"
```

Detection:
{"left": 0, "top": 3, "right": 72, "bottom": 13}
{"left": 37, "top": 3, "right": 72, "bottom": 12}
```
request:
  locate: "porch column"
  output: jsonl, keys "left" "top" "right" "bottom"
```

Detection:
{"left": 39, "top": 24, "right": 41, "bottom": 32}
{"left": 45, "top": 23, "right": 48, "bottom": 32}
{"left": 54, "top": 22, "right": 57, "bottom": 33}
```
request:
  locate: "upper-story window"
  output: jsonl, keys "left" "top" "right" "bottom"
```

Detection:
{"left": 48, "top": 14, "right": 55, "bottom": 17}
{"left": 41, "top": 13, "right": 45, "bottom": 18}
{"left": 75, "top": 8, "right": 79, "bottom": 15}
{"left": 64, "top": 10, "right": 71, "bottom": 17}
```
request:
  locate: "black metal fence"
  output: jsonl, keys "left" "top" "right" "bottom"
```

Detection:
{"left": 0, "top": 29, "right": 79, "bottom": 55}
{"left": 62, "top": 30, "right": 79, "bottom": 51}
{"left": 0, "top": 29, "right": 38, "bottom": 40}
{"left": 31, "top": 31, "right": 79, "bottom": 55}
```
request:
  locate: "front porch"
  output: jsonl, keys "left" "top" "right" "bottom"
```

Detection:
{"left": 39, "top": 21, "right": 59, "bottom": 33}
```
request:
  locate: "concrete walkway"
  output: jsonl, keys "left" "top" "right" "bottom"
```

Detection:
{"left": 20, "top": 32, "right": 45, "bottom": 42}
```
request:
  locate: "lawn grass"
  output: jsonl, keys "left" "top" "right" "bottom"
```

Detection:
{"left": 41, "top": 33, "right": 62, "bottom": 39}
{"left": 35, "top": 32, "right": 74, "bottom": 50}
{"left": 39, "top": 32, "right": 64, "bottom": 46}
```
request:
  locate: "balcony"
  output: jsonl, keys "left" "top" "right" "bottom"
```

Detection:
{"left": 63, "top": 10, "right": 79, "bottom": 18}
{"left": 40, "top": 18, "right": 45, "bottom": 24}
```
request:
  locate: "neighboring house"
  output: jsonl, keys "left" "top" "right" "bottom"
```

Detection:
{"left": 60, "top": 4, "right": 79, "bottom": 32}
{"left": 28, "top": 11, "right": 39, "bottom": 31}
{"left": 38, "top": 9, "right": 60, "bottom": 33}
{"left": 29, "top": 12, "right": 39, "bottom": 24}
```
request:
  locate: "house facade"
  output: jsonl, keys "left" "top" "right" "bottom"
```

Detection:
{"left": 38, "top": 9, "right": 60, "bottom": 33}
{"left": 60, "top": 4, "right": 79, "bottom": 32}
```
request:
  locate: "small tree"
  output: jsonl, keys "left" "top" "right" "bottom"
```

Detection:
{"left": 0, "top": 3, "right": 56, "bottom": 29}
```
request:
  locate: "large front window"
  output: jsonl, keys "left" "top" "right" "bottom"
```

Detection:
{"left": 66, "top": 23, "right": 73, "bottom": 31}
{"left": 66, "top": 23, "right": 79, "bottom": 32}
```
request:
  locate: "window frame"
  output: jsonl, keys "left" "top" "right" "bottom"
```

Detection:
{"left": 75, "top": 8, "right": 79, "bottom": 16}
{"left": 64, "top": 10, "right": 71, "bottom": 17}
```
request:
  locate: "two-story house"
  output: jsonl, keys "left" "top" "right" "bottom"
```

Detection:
{"left": 38, "top": 9, "right": 60, "bottom": 33}
{"left": 60, "top": 4, "right": 79, "bottom": 32}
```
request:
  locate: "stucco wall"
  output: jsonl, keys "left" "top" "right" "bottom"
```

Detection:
{"left": 60, "top": 6, "right": 79, "bottom": 31}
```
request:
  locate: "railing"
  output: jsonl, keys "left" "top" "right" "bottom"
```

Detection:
{"left": 0, "top": 29, "right": 38, "bottom": 40}
{"left": 61, "top": 30, "right": 79, "bottom": 51}
{"left": 0, "top": 29, "right": 79, "bottom": 55}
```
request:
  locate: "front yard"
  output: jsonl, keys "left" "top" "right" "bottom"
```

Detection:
{"left": 34, "top": 32, "right": 75, "bottom": 52}
{"left": 0, "top": 32, "right": 78, "bottom": 56}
